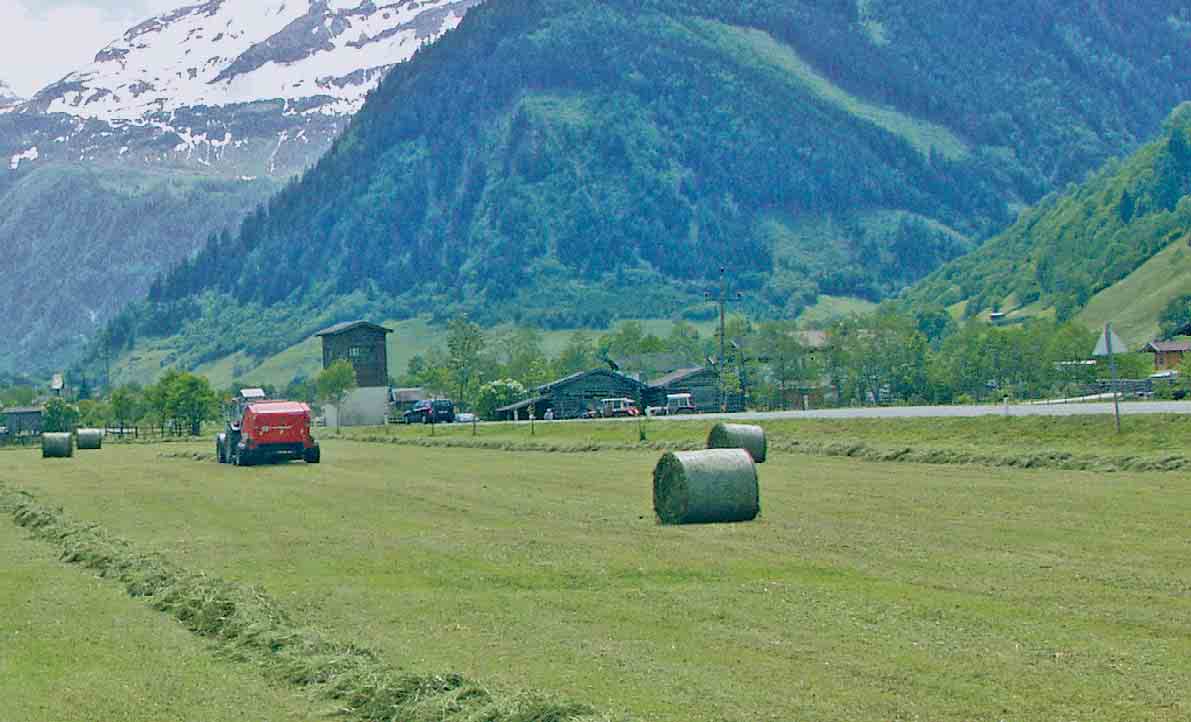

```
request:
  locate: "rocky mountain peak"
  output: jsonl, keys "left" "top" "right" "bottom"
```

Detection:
{"left": 0, "top": 80, "right": 22, "bottom": 109}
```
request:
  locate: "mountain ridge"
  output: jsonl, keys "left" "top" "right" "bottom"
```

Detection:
{"left": 85, "top": 0, "right": 1191, "bottom": 381}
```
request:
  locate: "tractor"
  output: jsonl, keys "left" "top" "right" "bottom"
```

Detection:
{"left": 216, "top": 389, "right": 320, "bottom": 466}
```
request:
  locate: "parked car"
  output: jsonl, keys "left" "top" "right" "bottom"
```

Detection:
{"left": 456, "top": 412, "right": 477, "bottom": 423}
{"left": 653, "top": 393, "right": 697, "bottom": 416}
{"left": 403, "top": 399, "right": 456, "bottom": 424}
{"left": 598, "top": 397, "right": 640, "bottom": 418}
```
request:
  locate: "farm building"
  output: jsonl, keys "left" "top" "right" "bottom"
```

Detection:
{"left": 648, "top": 367, "right": 743, "bottom": 413}
{"left": 316, "top": 320, "right": 394, "bottom": 427}
{"left": 4, "top": 406, "right": 44, "bottom": 436}
{"left": 1144, "top": 340, "right": 1191, "bottom": 371}
{"left": 496, "top": 369, "right": 648, "bottom": 421}
{"left": 316, "top": 321, "right": 393, "bottom": 387}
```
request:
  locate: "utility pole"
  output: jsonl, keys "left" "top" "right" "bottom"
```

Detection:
{"left": 1106, "top": 323, "right": 1121, "bottom": 434}
{"left": 706, "top": 266, "right": 742, "bottom": 413}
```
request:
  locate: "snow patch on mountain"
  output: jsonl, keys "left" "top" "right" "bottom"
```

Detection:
{"left": 10, "top": 146, "right": 39, "bottom": 170}
{"left": 30, "top": 0, "right": 481, "bottom": 123}
{"left": 0, "top": 80, "right": 22, "bottom": 109}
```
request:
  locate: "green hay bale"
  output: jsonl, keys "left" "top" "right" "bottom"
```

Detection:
{"left": 653, "top": 449, "right": 760, "bottom": 525}
{"left": 41, "top": 433, "right": 74, "bottom": 459}
{"left": 77, "top": 429, "right": 104, "bottom": 450}
{"left": 707, "top": 423, "right": 768, "bottom": 463}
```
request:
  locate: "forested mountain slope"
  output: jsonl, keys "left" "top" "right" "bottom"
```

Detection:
{"left": 902, "top": 104, "right": 1191, "bottom": 345}
{"left": 92, "top": 0, "right": 1191, "bottom": 375}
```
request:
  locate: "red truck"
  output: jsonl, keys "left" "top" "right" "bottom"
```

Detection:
{"left": 216, "top": 397, "right": 321, "bottom": 466}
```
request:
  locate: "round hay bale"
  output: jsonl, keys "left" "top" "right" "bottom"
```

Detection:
{"left": 77, "top": 429, "right": 104, "bottom": 451}
{"left": 653, "top": 449, "right": 759, "bottom": 525}
{"left": 42, "top": 433, "right": 74, "bottom": 459}
{"left": 707, "top": 423, "right": 767, "bottom": 463}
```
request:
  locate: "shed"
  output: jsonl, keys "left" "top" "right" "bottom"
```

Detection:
{"left": 648, "top": 367, "right": 743, "bottom": 413}
{"left": 5, "top": 406, "right": 45, "bottom": 436}
{"left": 1144, "top": 340, "right": 1191, "bottom": 371}
{"left": 316, "top": 321, "right": 393, "bottom": 388}
{"left": 497, "top": 369, "right": 647, "bottom": 420}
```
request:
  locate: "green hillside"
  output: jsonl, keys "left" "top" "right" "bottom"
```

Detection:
{"left": 85, "top": 0, "right": 1191, "bottom": 377}
{"left": 0, "top": 164, "right": 277, "bottom": 375}
{"left": 903, "top": 105, "right": 1191, "bottom": 344}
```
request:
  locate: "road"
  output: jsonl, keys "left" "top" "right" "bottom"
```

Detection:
{"left": 505, "top": 400, "right": 1191, "bottom": 425}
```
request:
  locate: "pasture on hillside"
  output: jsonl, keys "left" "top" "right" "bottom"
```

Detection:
{"left": 2, "top": 435, "right": 1190, "bottom": 721}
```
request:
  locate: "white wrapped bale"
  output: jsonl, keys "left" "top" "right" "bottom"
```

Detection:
{"left": 77, "top": 429, "right": 104, "bottom": 450}
{"left": 653, "top": 449, "right": 760, "bottom": 525}
{"left": 707, "top": 423, "right": 768, "bottom": 463}
{"left": 42, "top": 433, "right": 74, "bottom": 459}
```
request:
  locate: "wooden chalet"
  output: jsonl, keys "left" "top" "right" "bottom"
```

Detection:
{"left": 496, "top": 369, "right": 648, "bottom": 421}
{"left": 648, "top": 367, "right": 743, "bottom": 413}
{"left": 316, "top": 321, "right": 393, "bottom": 388}
{"left": 1144, "top": 340, "right": 1191, "bottom": 371}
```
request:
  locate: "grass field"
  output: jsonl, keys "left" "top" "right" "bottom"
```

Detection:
{"left": 3, "top": 435, "right": 1191, "bottom": 721}
{"left": 348, "top": 412, "right": 1191, "bottom": 463}
{"left": 0, "top": 508, "right": 323, "bottom": 722}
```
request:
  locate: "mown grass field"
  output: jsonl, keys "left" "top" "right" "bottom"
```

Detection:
{"left": 0, "top": 509, "right": 323, "bottom": 722}
{"left": 351, "top": 412, "right": 1191, "bottom": 460}
{"left": 3, "top": 433, "right": 1191, "bottom": 721}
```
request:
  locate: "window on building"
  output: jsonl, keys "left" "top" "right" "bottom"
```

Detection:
{"left": 349, "top": 346, "right": 365, "bottom": 359}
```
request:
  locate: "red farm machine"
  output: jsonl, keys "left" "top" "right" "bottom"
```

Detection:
{"left": 216, "top": 389, "right": 320, "bottom": 466}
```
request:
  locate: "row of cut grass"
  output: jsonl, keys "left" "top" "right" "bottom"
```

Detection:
{"left": 339, "top": 412, "right": 1191, "bottom": 470}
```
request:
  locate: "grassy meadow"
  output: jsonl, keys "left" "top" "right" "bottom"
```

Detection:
{"left": 0, "top": 509, "right": 324, "bottom": 722}
{"left": 2, "top": 432, "right": 1191, "bottom": 721}
{"left": 349, "top": 412, "right": 1191, "bottom": 462}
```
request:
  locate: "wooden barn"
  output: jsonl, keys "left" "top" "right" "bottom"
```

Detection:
{"left": 648, "top": 367, "right": 743, "bottom": 414}
{"left": 4, "top": 406, "right": 45, "bottom": 437}
{"left": 316, "top": 321, "right": 393, "bottom": 388}
{"left": 496, "top": 369, "right": 648, "bottom": 421}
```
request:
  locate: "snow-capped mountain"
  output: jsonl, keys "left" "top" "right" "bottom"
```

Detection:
{"left": 0, "top": 0, "right": 483, "bottom": 376}
{"left": 2, "top": 0, "right": 482, "bottom": 177}
{"left": 0, "top": 80, "right": 21, "bottom": 109}
{"left": 31, "top": 0, "right": 477, "bottom": 122}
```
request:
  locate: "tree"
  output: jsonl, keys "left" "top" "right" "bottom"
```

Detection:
{"left": 1158, "top": 294, "right": 1191, "bottom": 338}
{"left": 317, "top": 359, "right": 358, "bottom": 431}
{"left": 78, "top": 399, "right": 111, "bottom": 429}
{"left": 110, "top": 385, "right": 143, "bottom": 432}
{"left": 42, "top": 398, "right": 79, "bottom": 434}
{"left": 446, "top": 316, "right": 485, "bottom": 404}
{"left": 475, "top": 378, "right": 527, "bottom": 420}
{"left": 756, "top": 322, "right": 806, "bottom": 410}
{"left": 554, "top": 331, "right": 597, "bottom": 377}
{"left": 167, "top": 373, "right": 219, "bottom": 436}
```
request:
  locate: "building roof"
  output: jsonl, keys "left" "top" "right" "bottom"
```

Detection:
{"left": 315, "top": 320, "right": 393, "bottom": 337}
{"left": 4, "top": 406, "right": 45, "bottom": 415}
{"left": 650, "top": 367, "right": 710, "bottom": 387}
{"left": 537, "top": 368, "right": 647, "bottom": 394}
{"left": 1145, "top": 340, "right": 1191, "bottom": 353}
{"left": 495, "top": 396, "right": 549, "bottom": 414}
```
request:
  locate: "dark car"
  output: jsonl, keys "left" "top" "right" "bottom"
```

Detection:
{"left": 403, "top": 399, "right": 456, "bottom": 424}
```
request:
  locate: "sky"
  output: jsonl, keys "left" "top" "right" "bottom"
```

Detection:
{"left": 0, "top": 0, "right": 181, "bottom": 97}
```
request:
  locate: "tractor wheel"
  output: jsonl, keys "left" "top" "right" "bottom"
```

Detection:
{"left": 304, "top": 446, "right": 321, "bottom": 464}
